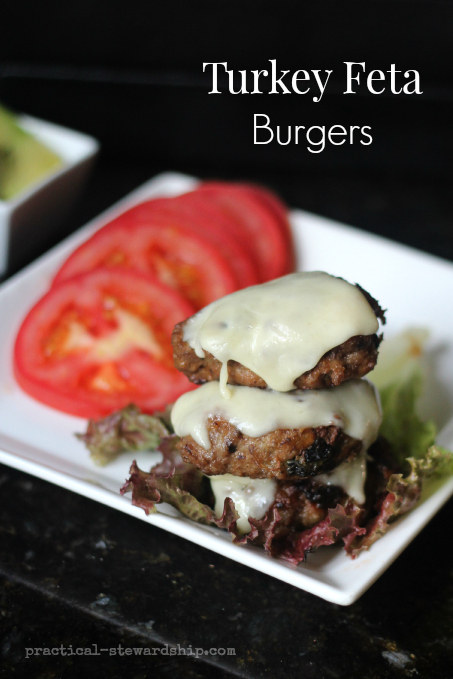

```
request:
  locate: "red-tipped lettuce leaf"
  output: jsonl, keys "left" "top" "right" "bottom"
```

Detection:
{"left": 121, "top": 436, "right": 241, "bottom": 531}
{"left": 277, "top": 502, "right": 366, "bottom": 564}
{"left": 346, "top": 445, "right": 453, "bottom": 557}
{"left": 77, "top": 404, "right": 172, "bottom": 466}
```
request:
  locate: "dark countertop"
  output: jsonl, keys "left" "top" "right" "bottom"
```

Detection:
{"left": 1, "top": 156, "right": 453, "bottom": 679}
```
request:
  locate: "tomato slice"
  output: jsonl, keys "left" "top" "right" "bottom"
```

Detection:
{"left": 53, "top": 216, "right": 238, "bottom": 310}
{"left": 240, "top": 184, "right": 294, "bottom": 250}
{"left": 120, "top": 197, "right": 260, "bottom": 289}
{"left": 14, "top": 268, "right": 196, "bottom": 418}
{"left": 194, "top": 182, "right": 295, "bottom": 281}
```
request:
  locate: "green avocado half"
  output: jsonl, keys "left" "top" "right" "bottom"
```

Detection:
{"left": 0, "top": 104, "right": 63, "bottom": 201}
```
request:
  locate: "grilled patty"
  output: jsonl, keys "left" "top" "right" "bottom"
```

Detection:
{"left": 173, "top": 326, "right": 382, "bottom": 390}
{"left": 177, "top": 418, "right": 363, "bottom": 480}
{"left": 172, "top": 284, "right": 385, "bottom": 390}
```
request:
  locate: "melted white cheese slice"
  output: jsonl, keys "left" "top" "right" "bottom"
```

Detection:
{"left": 210, "top": 475, "right": 277, "bottom": 533}
{"left": 171, "top": 379, "right": 381, "bottom": 451}
{"left": 183, "top": 272, "right": 379, "bottom": 396}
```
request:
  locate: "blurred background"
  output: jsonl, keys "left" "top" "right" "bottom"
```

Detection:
{"left": 1, "top": 0, "right": 453, "bottom": 271}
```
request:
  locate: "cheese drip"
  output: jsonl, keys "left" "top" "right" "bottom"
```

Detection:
{"left": 210, "top": 475, "right": 277, "bottom": 533}
{"left": 171, "top": 379, "right": 381, "bottom": 452}
{"left": 183, "top": 272, "right": 379, "bottom": 397}
{"left": 314, "top": 452, "right": 367, "bottom": 505}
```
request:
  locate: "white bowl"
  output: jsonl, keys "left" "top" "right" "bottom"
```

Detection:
{"left": 0, "top": 114, "right": 99, "bottom": 276}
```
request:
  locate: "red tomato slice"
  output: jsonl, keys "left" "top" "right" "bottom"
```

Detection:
{"left": 123, "top": 197, "right": 260, "bottom": 288}
{"left": 195, "top": 182, "right": 295, "bottom": 282}
{"left": 240, "top": 184, "right": 294, "bottom": 250}
{"left": 14, "top": 268, "right": 196, "bottom": 419}
{"left": 53, "top": 217, "right": 238, "bottom": 310}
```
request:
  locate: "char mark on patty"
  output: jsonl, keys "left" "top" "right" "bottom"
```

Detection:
{"left": 355, "top": 284, "right": 386, "bottom": 325}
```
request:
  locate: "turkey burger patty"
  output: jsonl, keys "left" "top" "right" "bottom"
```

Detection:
{"left": 171, "top": 379, "right": 382, "bottom": 480}
{"left": 172, "top": 272, "right": 385, "bottom": 394}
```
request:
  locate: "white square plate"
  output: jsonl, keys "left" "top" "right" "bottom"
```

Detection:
{"left": 1, "top": 171, "right": 452, "bottom": 606}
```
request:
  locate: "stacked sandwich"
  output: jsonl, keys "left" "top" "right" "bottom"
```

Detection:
{"left": 169, "top": 271, "right": 386, "bottom": 547}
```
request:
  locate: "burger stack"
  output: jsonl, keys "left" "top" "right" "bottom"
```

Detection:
{"left": 170, "top": 272, "right": 385, "bottom": 536}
